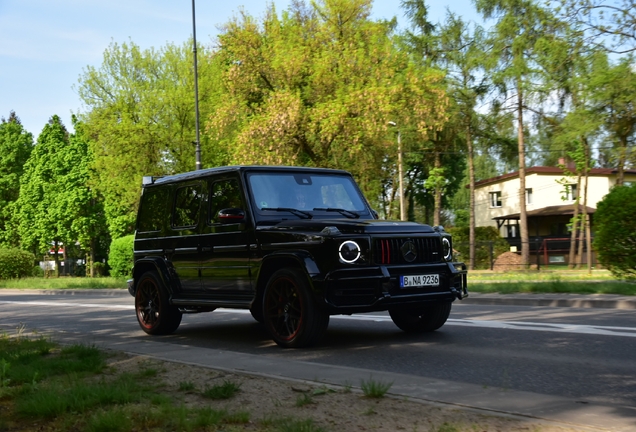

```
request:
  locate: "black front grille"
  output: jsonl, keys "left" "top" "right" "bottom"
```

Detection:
{"left": 373, "top": 237, "right": 443, "bottom": 265}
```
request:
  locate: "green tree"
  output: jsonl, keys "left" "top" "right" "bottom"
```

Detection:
{"left": 208, "top": 0, "right": 450, "bottom": 211}
{"left": 0, "top": 112, "right": 33, "bottom": 247}
{"left": 589, "top": 54, "right": 636, "bottom": 185}
{"left": 557, "top": 0, "right": 636, "bottom": 54}
{"left": 14, "top": 115, "right": 105, "bottom": 276}
{"left": 476, "top": 0, "right": 565, "bottom": 267}
{"left": 593, "top": 184, "right": 636, "bottom": 279}
{"left": 77, "top": 40, "right": 224, "bottom": 237}
{"left": 15, "top": 116, "right": 70, "bottom": 274}
{"left": 65, "top": 117, "right": 109, "bottom": 277}
{"left": 436, "top": 13, "right": 489, "bottom": 269}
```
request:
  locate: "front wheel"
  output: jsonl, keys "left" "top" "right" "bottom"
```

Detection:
{"left": 135, "top": 271, "right": 182, "bottom": 335}
{"left": 389, "top": 301, "right": 452, "bottom": 333}
{"left": 262, "top": 268, "right": 329, "bottom": 348}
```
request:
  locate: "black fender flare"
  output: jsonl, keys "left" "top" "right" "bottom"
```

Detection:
{"left": 252, "top": 250, "right": 322, "bottom": 307}
{"left": 131, "top": 257, "right": 180, "bottom": 296}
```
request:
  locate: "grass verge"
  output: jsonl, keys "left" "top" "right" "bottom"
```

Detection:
{"left": 0, "top": 276, "right": 127, "bottom": 290}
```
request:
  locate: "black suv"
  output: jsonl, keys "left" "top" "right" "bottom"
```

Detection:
{"left": 128, "top": 166, "right": 467, "bottom": 347}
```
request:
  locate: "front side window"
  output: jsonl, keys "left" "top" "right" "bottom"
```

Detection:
{"left": 173, "top": 184, "right": 202, "bottom": 228}
{"left": 209, "top": 178, "right": 244, "bottom": 224}
{"left": 490, "top": 191, "right": 502, "bottom": 208}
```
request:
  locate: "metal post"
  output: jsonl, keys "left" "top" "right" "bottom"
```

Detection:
{"left": 192, "top": 0, "right": 202, "bottom": 170}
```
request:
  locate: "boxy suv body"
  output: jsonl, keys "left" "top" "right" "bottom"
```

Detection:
{"left": 128, "top": 166, "right": 467, "bottom": 347}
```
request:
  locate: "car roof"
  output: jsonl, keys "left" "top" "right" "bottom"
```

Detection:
{"left": 147, "top": 165, "right": 353, "bottom": 187}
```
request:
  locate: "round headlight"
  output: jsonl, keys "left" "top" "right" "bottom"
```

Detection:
{"left": 339, "top": 241, "right": 361, "bottom": 263}
{"left": 442, "top": 237, "right": 452, "bottom": 261}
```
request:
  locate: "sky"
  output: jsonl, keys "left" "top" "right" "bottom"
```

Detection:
{"left": 0, "top": 0, "right": 479, "bottom": 138}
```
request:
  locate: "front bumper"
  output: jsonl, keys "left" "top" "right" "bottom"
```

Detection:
{"left": 320, "top": 261, "right": 468, "bottom": 314}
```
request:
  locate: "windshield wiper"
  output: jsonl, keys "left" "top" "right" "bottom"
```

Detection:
{"left": 262, "top": 207, "right": 313, "bottom": 219}
{"left": 312, "top": 207, "right": 360, "bottom": 219}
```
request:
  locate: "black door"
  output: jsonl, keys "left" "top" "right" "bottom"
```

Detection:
{"left": 200, "top": 177, "right": 253, "bottom": 301}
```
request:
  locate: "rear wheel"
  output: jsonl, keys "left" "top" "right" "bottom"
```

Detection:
{"left": 263, "top": 268, "right": 329, "bottom": 348}
{"left": 389, "top": 301, "right": 452, "bottom": 333}
{"left": 135, "top": 271, "right": 182, "bottom": 335}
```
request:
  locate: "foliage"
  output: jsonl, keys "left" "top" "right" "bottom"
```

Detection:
{"left": 0, "top": 247, "right": 34, "bottom": 279}
{"left": 201, "top": 380, "right": 241, "bottom": 400}
{"left": 0, "top": 112, "right": 34, "bottom": 247}
{"left": 557, "top": 0, "right": 636, "bottom": 54}
{"left": 12, "top": 116, "right": 106, "bottom": 276}
{"left": 76, "top": 40, "right": 225, "bottom": 238}
{"left": 360, "top": 377, "right": 393, "bottom": 398}
{"left": 593, "top": 184, "right": 636, "bottom": 279}
{"left": 208, "top": 0, "right": 450, "bottom": 210}
{"left": 108, "top": 235, "right": 134, "bottom": 278}
{"left": 449, "top": 226, "right": 510, "bottom": 269}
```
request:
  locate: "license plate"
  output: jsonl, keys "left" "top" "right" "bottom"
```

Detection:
{"left": 400, "top": 274, "right": 439, "bottom": 288}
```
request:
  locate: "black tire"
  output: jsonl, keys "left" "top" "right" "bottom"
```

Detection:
{"left": 135, "top": 271, "right": 182, "bottom": 335}
{"left": 262, "top": 268, "right": 329, "bottom": 348}
{"left": 249, "top": 305, "right": 264, "bottom": 324}
{"left": 389, "top": 301, "right": 452, "bottom": 333}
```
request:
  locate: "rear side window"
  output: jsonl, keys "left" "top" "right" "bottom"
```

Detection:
{"left": 137, "top": 187, "right": 170, "bottom": 233}
{"left": 173, "top": 184, "right": 202, "bottom": 228}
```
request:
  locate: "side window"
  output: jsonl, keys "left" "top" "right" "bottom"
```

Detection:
{"left": 173, "top": 185, "right": 202, "bottom": 228}
{"left": 137, "top": 187, "right": 170, "bottom": 232}
{"left": 209, "top": 178, "right": 244, "bottom": 224}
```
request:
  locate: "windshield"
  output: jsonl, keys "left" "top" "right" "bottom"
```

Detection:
{"left": 247, "top": 172, "right": 368, "bottom": 215}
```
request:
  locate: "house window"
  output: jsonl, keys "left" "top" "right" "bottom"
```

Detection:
{"left": 490, "top": 191, "right": 502, "bottom": 208}
{"left": 565, "top": 184, "right": 578, "bottom": 201}
{"left": 526, "top": 188, "right": 533, "bottom": 205}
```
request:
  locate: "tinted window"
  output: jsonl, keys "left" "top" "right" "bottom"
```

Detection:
{"left": 173, "top": 185, "right": 202, "bottom": 228}
{"left": 137, "top": 187, "right": 170, "bottom": 232}
{"left": 209, "top": 179, "right": 244, "bottom": 224}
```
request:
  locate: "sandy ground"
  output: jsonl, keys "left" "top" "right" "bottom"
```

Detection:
{"left": 106, "top": 353, "right": 588, "bottom": 432}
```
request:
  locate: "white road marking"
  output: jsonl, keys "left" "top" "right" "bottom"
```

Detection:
{"left": 3, "top": 300, "right": 636, "bottom": 338}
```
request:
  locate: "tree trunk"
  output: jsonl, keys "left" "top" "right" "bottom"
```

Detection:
{"left": 90, "top": 237, "right": 96, "bottom": 277}
{"left": 433, "top": 152, "right": 442, "bottom": 226}
{"left": 517, "top": 82, "right": 529, "bottom": 268}
{"left": 583, "top": 145, "right": 592, "bottom": 273}
{"left": 467, "top": 125, "right": 476, "bottom": 271}
{"left": 616, "top": 136, "right": 627, "bottom": 186}
{"left": 568, "top": 175, "right": 581, "bottom": 269}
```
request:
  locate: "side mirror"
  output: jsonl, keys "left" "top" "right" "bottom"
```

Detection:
{"left": 218, "top": 208, "right": 245, "bottom": 223}
{"left": 371, "top": 209, "right": 379, "bottom": 219}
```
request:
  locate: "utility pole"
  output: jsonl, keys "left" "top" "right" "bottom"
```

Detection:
{"left": 192, "top": 0, "right": 202, "bottom": 170}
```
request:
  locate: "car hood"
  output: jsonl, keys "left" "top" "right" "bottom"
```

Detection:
{"left": 259, "top": 218, "right": 437, "bottom": 235}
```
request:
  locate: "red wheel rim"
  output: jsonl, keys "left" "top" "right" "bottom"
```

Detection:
{"left": 264, "top": 276, "right": 303, "bottom": 341}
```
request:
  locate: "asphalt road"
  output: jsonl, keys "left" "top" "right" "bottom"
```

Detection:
{"left": 1, "top": 289, "right": 635, "bottom": 431}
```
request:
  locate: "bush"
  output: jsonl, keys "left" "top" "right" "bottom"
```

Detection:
{"left": 594, "top": 184, "right": 636, "bottom": 279}
{"left": 0, "top": 248, "right": 34, "bottom": 279}
{"left": 448, "top": 226, "right": 510, "bottom": 269}
{"left": 108, "top": 235, "right": 134, "bottom": 278}
{"left": 32, "top": 265, "right": 44, "bottom": 277}
{"left": 92, "top": 262, "right": 107, "bottom": 277}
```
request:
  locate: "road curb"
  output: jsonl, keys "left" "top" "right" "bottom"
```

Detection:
{"left": 462, "top": 293, "right": 636, "bottom": 309}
